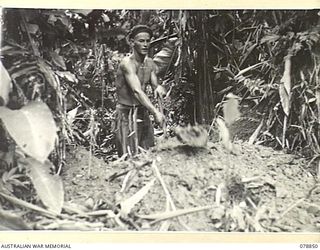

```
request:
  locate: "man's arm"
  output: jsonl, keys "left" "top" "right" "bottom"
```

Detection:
{"left": 121, "top": 60, "right": 164, "bottom": 125}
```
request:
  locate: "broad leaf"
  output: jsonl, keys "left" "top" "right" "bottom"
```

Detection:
{"left": 0, "top": 61, "right": 13, "bottom": 106}
{"left": 153, "top": 39, "right": 178, "bottom": 77}
{"left": 0, "top": 101, "right": 58, "bottom": 163}
{"left": 25, "top": 158, "right": 64, "bottom": 214}
{"left": 223, "top": 93, "right": 240, "bottom": 126}
{"left": 153, "top": 47, "right": 173, "bottom": 75}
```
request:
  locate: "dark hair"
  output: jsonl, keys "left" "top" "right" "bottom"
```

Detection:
{"left": 128, "top": 25, "right": 153, "bottom": 39}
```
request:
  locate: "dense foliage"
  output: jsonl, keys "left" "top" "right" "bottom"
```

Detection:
{"left": 183, "top": 10, "right": 320, "bottom": 156}
{"left": 1, "top": 9, "right": 320, "bottom": 161}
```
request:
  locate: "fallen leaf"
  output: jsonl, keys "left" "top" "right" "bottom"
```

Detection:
{"left": 215, "top": 182, "right": 225, "bottom": 205}
{"left": 120, "top": 178, "right": 156, "bottom": 217}
{"left": 248, "top": 119, "right": 264, "bottom": 145}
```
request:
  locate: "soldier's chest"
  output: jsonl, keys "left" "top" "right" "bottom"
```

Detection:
{"left": 136, "top": 63, "right": 152, "bottom": 85}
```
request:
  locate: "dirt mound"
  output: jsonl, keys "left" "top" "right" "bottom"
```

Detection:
{"left": 62, "top": 138, "right": 320, "bottom": 232}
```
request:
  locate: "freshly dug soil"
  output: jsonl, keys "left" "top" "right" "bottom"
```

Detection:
{"left": 61, "top": 135, "right": 320, "bottom": 232}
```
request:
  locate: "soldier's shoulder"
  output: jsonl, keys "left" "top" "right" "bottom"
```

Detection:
{"left": 120, "top": 56, "right": 132, "bottom": 65}
{"left": 119, "top": 56, "right": 135, "bottom": 72}
{"left": 120, "top": 55, "right": 131, "bottom": 65}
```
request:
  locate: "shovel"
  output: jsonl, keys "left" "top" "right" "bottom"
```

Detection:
{"left": 157, "top": 95, "right": 167, "bottom": 138}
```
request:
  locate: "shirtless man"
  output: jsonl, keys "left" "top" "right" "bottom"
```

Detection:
{"left": 114, "top": 25, "right": 166, "bottom": 156}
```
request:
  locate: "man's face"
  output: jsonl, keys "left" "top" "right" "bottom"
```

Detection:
{"left": 132, "top": 32, "right": 151, "bottom": 56}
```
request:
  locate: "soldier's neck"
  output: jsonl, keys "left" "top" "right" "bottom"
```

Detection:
{"left": 132, "top": 51, "right": 147, "bottom": 64}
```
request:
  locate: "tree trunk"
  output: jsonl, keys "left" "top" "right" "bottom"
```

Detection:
{"left": 193, "top": 11, "right": 215, "bottom": 124}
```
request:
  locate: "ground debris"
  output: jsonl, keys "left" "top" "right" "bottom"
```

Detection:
{"left": 60, "top": 137, "right": 318, "bottom": 231}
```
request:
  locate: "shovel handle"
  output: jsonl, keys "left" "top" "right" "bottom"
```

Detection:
{"left": 157, "top": 96, "right": 167, "bottom": 137}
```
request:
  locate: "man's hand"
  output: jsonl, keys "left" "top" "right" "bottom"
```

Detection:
{"left": 154, "top": 85, "right": 167, "bottom": 99}
{"left": 154, "top": 110, "right": 165, "bottom": 127}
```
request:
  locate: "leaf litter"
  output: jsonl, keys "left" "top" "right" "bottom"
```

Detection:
{"left": 59, "top": 134, "right": 319, "bottom": 232}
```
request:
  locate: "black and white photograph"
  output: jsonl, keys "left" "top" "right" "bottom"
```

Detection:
{"left": 0, "top": 8, "right": 320, "bottom": 233}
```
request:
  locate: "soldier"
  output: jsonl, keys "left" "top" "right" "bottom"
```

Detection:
{"left": 114, "top": 25, "right": 166, "bottom": 156}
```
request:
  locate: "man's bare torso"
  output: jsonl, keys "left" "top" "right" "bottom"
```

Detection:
{"left": 115, "top": 56, "right": 155, "bottom": 106}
